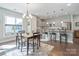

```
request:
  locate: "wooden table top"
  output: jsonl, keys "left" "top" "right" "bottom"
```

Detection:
{"left": 23, "top": 33, "right": 40, "bottom": 39}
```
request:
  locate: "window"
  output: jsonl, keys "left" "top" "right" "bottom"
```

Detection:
{"left": 15, "top": 18, "right": 22, "bottom": 33}
{"left": 5, "top": 16, "right": 22, "bottom": 35}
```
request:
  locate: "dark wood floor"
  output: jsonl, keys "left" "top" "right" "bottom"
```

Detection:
{"left": 44, "top": 40, "right": 79, "bottom": 56}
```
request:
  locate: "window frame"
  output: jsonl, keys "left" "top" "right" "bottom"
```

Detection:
{"left": 5, "top": 16, "right": 23, "bottom": 35}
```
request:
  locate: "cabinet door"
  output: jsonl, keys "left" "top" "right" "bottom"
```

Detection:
{"left": 74, "top": 30, "right": 79, "bottom": 38}
{"left": 74, "top": 30, "right": 79, "bottom": 44}
{"left": 76, "top": 32, "right": 79, "bottom": 38}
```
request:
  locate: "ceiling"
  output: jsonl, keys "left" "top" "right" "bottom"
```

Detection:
{"left": 0, "top": 3, "right": 79, "bottom": 19}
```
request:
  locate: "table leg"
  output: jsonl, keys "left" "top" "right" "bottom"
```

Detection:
{"left": 55, "top": 35, "right": 56, "bottom": 42}
{"left": 37, "top": 38, "right": 39, "bottom": 49}
{"left": 27, "top": 39, "right": 29, "bottom": 55}
{"left": 18, "top": 42, "right": 20, "bottom": 49}
{"left": 60, "top": 35, "right": 61, "bottom": 44}
{"left": 39, "top": 36, "right": 40, "bottom": 46}
{"left": 21, "top": 42, "right": 23, "bottom": 52}
{"left": 17, "top": 38, "right": 20, "bottom": 49}
{"left": 65, "top": 35, "right": 67, "bottom": 44}
{"left": 16, "top": 36, "right": 17, "bottom": 47}
{"left": 33, "top": 38, "right": 35, "bottom": 52}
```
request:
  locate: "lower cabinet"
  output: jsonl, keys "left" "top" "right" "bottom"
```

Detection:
{"left": 74, "top": 30, "right": 79, "bottom": 44}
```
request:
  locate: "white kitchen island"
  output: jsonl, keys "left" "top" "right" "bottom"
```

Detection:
{"left": 41, "top": 30, "right": 73, "bottom": 43}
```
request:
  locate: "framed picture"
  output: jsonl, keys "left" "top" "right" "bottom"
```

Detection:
{"left": 75, "top": 22, "right": 79, "bottom": 26}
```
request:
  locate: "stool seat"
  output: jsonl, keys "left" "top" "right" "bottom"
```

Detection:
{"left": 44, "top": 32, "right": 48, "bottom": 34}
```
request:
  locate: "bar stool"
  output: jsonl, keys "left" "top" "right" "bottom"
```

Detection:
{"left": 44, "top": 32, "right": 48, "bottom": 39}
{"left": 52, "top": 33, "right": 56, "bottom": 42}
{"left": 60, "top": 33, "right": 67, "bottom": 44}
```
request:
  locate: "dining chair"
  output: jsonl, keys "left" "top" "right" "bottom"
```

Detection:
{"left": 16, "top": 31, "right": 26, "bottom": 52}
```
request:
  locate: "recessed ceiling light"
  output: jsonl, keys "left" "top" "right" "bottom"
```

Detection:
{"left": 46, "top": 22, "right": 49, "bottom": 24}
{"left": 53, "top": 22, "right": 55, "bottom": 24}
{"left": 67, "top": 3, "right": 71, "bottom": 6}
{"left": 61, "top": 21, "right": 63, "bottom": 23}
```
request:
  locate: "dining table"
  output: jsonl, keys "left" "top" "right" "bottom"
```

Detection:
{"left": 23, "top": 33, "right": 41, "bottom": 55}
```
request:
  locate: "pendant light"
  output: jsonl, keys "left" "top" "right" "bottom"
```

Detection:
{"left": 23, "top": 3, "right": 32, "bottom": 19}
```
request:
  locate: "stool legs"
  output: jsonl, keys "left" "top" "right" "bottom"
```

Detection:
{"left": 54, "top": 35, "right": 56, "bottom": 42}
{"left": 65, "top": 35, "right": 67, "bottom": 44}
{"left": 60, "top": 35, "right": 62, "bottom": 43}
{"left": 60, "top": 34, "right": 67, "bottom": 44}
{"left": 51, "top": 33, "right": 56, "bottom": 42}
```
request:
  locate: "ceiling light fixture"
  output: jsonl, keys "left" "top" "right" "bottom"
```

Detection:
{"left": 61, "top": 21, "right": 63, "bottom": 24}
{"left": 23, "top": 3, "right": 32, "bottom": 19}
{"left": 53, "top": 22, "right": 55, "bottom": 24}
{"left": 46, "top": 22, "right": 49, "bottom": 24}
{"left": 67, "top": 3, "right": 71, "bottom": 6}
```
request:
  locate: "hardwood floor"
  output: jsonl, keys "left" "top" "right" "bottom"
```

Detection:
{"left": 0, "top": 41, "right": 54, "bottom": 56}
{"left": 0, "top": 39, "right": 79, "bottom": 56}
{"left": 44, "top": 40, "right": 79, "bottom": 56}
